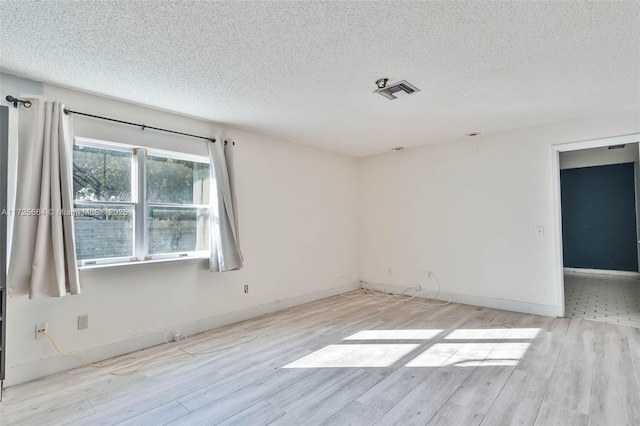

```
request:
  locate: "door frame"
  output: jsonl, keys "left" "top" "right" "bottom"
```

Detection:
{"left": 551, "top": 133, "right": 640, "bottom": 317}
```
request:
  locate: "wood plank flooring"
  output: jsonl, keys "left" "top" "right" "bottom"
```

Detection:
{"left": 2, "top": 291, "right": 640, "bottom": 425}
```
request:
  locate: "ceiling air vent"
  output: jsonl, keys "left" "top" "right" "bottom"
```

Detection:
{"left": 374, "top": 79, "right": 420, "bottom": 100}
{"left": 608, "top": 144, "right": 626, "bottom": 150}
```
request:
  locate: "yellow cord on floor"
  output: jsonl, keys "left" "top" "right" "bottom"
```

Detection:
{"left": 39, "top": 330, "right": 194, "bottom": 376}
{"left": 38, "top": 325, "right": 259, "bottom": 376}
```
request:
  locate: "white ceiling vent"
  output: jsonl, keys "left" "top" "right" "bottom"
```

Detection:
{"left": 374, "top": 79, "right": 420, "bottom": 100}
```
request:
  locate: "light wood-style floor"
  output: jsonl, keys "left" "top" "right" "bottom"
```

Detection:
{"left": 2, "top": 291, "right": 640, "bottom": 426}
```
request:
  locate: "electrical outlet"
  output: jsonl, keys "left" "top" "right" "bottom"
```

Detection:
{"left": 78, "top": 314, "right": 89, "bottom": 330}
{"left": 415, "top": 284, "right": 422, "bottom": 291}
{"left": 35, "top": 322, "right": 48, "bottom": 339}
{"left": 426, "top": 271, "right": 433, "bottom": 279}
{"left": 244, "top": 284, "right": 249, "bottom": 294}
{"left": 174, "top": 332, "right": 182, "bottom": 343}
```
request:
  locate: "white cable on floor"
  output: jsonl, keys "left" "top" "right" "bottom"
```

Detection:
{"left": 332, "top": 269, "right": 452, "bottom": 307}
{"left": 331, "top": 275, "right": 365, "bottom": 298}
{"left": 178, "top": 324, "right": 259, "bottom": 355}
{"left": 361, "top": 279, "right": 451, "bottom": 306}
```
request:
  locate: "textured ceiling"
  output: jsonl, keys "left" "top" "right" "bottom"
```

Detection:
{"left": 1, "top": 1, "right": 639, "bottom": 156}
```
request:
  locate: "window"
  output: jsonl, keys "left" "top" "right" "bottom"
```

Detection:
{"left": 146, "top": 154, "right": 210, "bottom": 257}
{"left": 73, "top": 138, "right": 211, "bottom": 265}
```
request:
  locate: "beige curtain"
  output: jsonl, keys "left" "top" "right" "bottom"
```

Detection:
{"left": 207, "top": 139, "right": 243, "bottom": 272}
{"left": 7, "top": 99, "right": 80, "bottom": 298}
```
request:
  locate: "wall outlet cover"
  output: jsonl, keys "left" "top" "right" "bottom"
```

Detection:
{"left": 78, "top": 314, "right": 89, "bottom": 330}
{"left": 35, "top": 323, "right": 48, "bottom": 339}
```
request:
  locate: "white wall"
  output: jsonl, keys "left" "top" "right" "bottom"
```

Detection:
{"left": 560, "top": 143, "right": 639, "bottom": 169}
{"left": 0, "top": 73, "right": 359, "bottom": 385}
{"left": 358, "top": 108, "right": 640, "bottom": 315}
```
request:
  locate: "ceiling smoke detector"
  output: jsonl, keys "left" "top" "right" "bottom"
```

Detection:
{"left": 374, "top": 79, "right": 420, "bottom": 100}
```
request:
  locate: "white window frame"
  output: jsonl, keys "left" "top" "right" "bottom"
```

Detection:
{"left": 73, "top": 137, "right": 211, "bottom": 267}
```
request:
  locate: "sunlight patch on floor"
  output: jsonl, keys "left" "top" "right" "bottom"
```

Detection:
{"left": 283, "top": 344, "right": 420, "bottom": 368}
{"left": 406, "top": 342, "right": 531, "bottom": 367}
{"left": 444, "top": 328, "right": 540, "bottom": 340}
{"left": 344, "top": 329, "right": 443, "bottom": 340}
{"left": 283, "top": 328, "right": 540, "bottom": 369}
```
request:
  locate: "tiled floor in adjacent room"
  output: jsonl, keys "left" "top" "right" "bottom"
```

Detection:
{"left": 565, "top": 271, "right": 640, "bottom": 327}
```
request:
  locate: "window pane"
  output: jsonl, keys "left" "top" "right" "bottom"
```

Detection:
{"left": 147, "top": 156, "right": 210, "bottom": 204}
{"left": 148, "top": 207, "right": 209, "bottom": 254}
{"left": 74, "top": 205, "right": 134, "bottom": 260}
{"left": 73, "top": 145, "right": 132, "bottom": 202}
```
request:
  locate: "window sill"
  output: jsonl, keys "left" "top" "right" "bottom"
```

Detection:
{"left": 78, "top": 255, "right": 209, "bottom": 271}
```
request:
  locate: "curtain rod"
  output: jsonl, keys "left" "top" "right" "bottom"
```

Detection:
{"left": 5, "top": 95, "right": 32, "bottom": 108}
{"left": 63, "top": 109, "right": 216, "bottom": 143}
{"left": 5, "top": 95, "right": 215, "bottom": 143}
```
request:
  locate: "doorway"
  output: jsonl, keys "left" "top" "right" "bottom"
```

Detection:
{"left": 553, "top": 136, "right": 640, "bottom": 326}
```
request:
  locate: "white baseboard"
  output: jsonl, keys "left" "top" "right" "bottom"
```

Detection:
{"left": 5, "top": 281, "right": 360, "bottom": 387}
{"left": 434, "top": 291, "right": 557, "bottom": 317}
{"left": 363, "top": 282, "right": 557, "bottom": 317}
{"left": 564, "top": 267, "right": 640, "bottom": 277}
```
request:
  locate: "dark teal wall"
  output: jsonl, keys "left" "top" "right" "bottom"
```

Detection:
{"left": 561, "top": 163, "right": 638, "bottom": 272}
